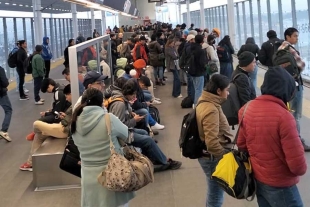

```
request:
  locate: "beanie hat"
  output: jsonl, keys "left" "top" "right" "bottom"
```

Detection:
{"left": 129, "top": 69, "right": 137, "bottom": 77}
{"left": 35, "top": 45, "right": 43, "bottom": 52}
{"left": 267, "top": 30, "right": 277, "bottom": 39}
{"left": 238, "top": 51, "right": 255, "bottom": 67}
{"left": 133, "top": 59, "right": 146, "bottom": 69}
{"left": 212, "top": 28, "right": 221, "bottom": 37}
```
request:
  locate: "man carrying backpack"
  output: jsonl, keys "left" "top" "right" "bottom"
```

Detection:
{"left": 277, "top": 27, "right": 310, "bottom": 151}
{"left": 16, "top": 40, "right": 29, "bottom": 100}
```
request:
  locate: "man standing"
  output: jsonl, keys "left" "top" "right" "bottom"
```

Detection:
{"left": 16, "top": 40, "right": 28, "bottom": 100}
{"left": 0, "top": 66, "right": 13, "bottom": 142}
{"left": 41, "top": 37, "right": 53, "bottom": 78}
{"left": 278, "top": 27, "right": 310, "bottom": 151}
{"left": 32, "top": 45, "right": 45, "bottom": 105}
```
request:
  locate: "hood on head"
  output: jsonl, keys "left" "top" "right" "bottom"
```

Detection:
{"left": 261, "top": 66, "right": 296, "bottom": 104}
{"left": 43, "top": 37, "right": 49, "bottom": 45}
{"left": 104, "top": 84, "right": 122, "bottom": 99}
{"left": 76, "top": 106, "right": 104, "bottom": 136}
{"left": 246, "top": 37, "right": 255, "bottom": 44}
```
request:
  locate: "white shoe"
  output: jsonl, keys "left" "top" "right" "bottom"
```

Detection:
{"left": 151, "top": 123, "right": 165, "bottom": 130}
{"left": 39, "top": 99, "right": 45, "bottom": 102}
{"left": 152, "top": 100, "right": 161, "bottom": 105}
{"left": 177, "top": 94, "right": 183, "bottom": 98}
{"left": 24, "top": 88, "right": 29, "bottom": 93}
{"left": 35, "top": 101, "right": 44, "bottom": 105}
{"left": 155, "top": 97, "right": 161, "bottom": 101}
{"left": 0, "top": 131, "right": 12, "bottom": 142}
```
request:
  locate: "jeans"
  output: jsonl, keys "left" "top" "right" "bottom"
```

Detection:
{"left": 135, "top": 107, "right": 156, "bottom": 127}
{"left": 17, "top": 67, "right": 26, "bottom": 97}
{"left": 143, "top": 90, "right": 152, "bottom": 102}
{"left": 44, "top": 60, "right": 51, "bottom": 78}
{"left": 187, "top": 73, "right": 195, "bottom": 102}
{"left": 153, "top": 66, "right": 164, "bottom": 80}
{"left": 256, "top": 181, "right": 303, "bottom": 207}
{"left": 34, "top": 77, "right": 43, "bottom": 102}
{"left": 191, "top": 76, "right": 204, "bottom": 105}
{"left": 198, "top": 158, "right": 224, "bottom": 207}
{"left": 249, "top": 64, "right": 258, "bottom": 92}
{"left": 132, "top": 128, "right": 167, "bottom": 165}
{"left": 171, "top": 69, "right": 181, "bottom": 97}
{"left": 220, "top": 62, "right": 233, "bottom": 80}
{"left": 290, "top": 86, "right": 303, "bottom": 138}
{"left": 0, "top": 95, "right": 12, "bottom": 132}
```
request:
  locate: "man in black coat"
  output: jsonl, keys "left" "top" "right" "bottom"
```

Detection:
{"left": 16, "top": 40, "right": 28, "bottom": 100}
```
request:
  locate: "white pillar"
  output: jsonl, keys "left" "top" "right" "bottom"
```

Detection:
{"left": 91, "top": 9, "right": 95, "bottom": 32}
{"left": 33, "top": 0, "right": 43, "bottom": 45}
{"left": 227, "top": 0, "right": 235, "bottom": 46}
{"left": 200, "top": 0, "right": 205, "bottom": 28}
{"left": 71, "top": 3, "right": 78, "bottom": 38}
{"left": 178, "top": 1, "right": 182, "bottom": 23}
{"left": 101, "top": 11, "right": 106, "bottom": 35}
{"left": 186, "top": 0, "right": 191, "bottom": 27}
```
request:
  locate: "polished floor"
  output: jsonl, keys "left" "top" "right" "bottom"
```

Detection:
{"left": 0, "top": 64, "right": 309, "bottom": 207}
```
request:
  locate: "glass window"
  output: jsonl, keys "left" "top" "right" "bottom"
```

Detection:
{"left": 244, "top": 1, "right": 252, "bottom": 38}
{"left": 0, "top": 18, "right": 5, "bottom": 70}
{"left": 223, "top": 5, "right": 228, "bottom": 37}
{"left": 234, "top": 4, "right": 240, "bottom": 49}
{"left": 282, "top": 0, "right": 292, "bottom": 30}
{"left": 25, "top": 18, "right": 33, "bottom": 54}
{"left": 16, "top": 18, "right": 24, "bottom": 40}
{"left": 251, "top": 0, "right": 260, "bottom": 46}
{"left": 270, "top": 0, "right": 280, "bottom": 35}
{"left": 6, "top": 18, "right": 14, "bottom": 49}
{"left": 238, "top": 2, "right": 245, "bottom": 46}
{"left": 260, "top": 0, "right": 269, "bottom": 45}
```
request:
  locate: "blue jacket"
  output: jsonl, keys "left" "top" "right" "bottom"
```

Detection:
{"left": 41, "top": 37, "right": 53, "bottom": 60}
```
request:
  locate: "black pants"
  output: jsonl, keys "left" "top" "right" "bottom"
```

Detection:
{"left": 33, "top": 77, "right": 43, "bottom": 102}
{"left": 44, "top": 60, "right": 51, "bottom": 78}
{"left": 16, "top": 67, "right": 25, "bottom": 97}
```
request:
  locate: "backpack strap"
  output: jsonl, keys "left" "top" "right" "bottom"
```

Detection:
{"left": 104, "top": 97, "right": 124, "bottom": 110}
{"left": 232, "top": 101, "right": 251, "bottom": 145}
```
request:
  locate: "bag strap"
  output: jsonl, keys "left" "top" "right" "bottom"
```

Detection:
{"left": 232, "top": 101, "right": 251, "bottom": 145}
{"left": 104, "top": 113, "right": 115, "bottom": 152}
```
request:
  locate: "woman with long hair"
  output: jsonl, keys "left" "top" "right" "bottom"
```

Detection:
{"left": 218, "top": 35, "right": 235, "bottom": 79}
{"left": 71, "top": 88, "right": 135, "bottom": 207}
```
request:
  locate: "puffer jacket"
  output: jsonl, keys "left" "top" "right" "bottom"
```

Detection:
{"left": 148, "top": 41, "right": 164, "bottom": 67}
{"left": 237, "top": 37, "right": 260, "bottom": 59}
{"left": 196, "top": 91, "right": 234, "bottom": 158}
{"left": 237, "top": 67, "right": 307, "bottom": 187}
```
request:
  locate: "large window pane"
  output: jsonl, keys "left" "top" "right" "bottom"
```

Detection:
{"left": 25, "top": 18, "right": 33, "bottom": 54}
{"left": 234, "top": 4, "right": 240, "bottom": 48}
{"left": 260, "top": 0, "right": 269, "bottom": 44}
{"left": 282, "top": 0, "right": 292, "bottom": 30}
{"left": 270, "top": 0, "right": 280, "bottom": 35}
{"left": 0, "top": 18, "right": 5, "bottom": 69}
{"left": 238, "top": 2, "right": 245, "bottom": 46}
{"left": 244, "top": 1, "right": 252, "bottom": 38}
{"left": 16, "top": 18, "right": 24, "bottom": 40}
{"left": 251, "top": 0, "right": 260, "bottom": 45}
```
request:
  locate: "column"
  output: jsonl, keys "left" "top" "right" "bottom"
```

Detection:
{"left": 91, "top": 8, "right": 95, "bottom": 33}
{"left": 200, "top": 0, "right": 205, "bottom": 28}
{"left": 32, "top": 0, "right": 43, "bottom": 45}
{"left": 101, "top": 11, "right": 106, "bottom": 35}
{"left": 186, "top": 0, "right": 191, "bottom": 27}
{"left": 71, "top": 3, "right": 78, "bottom": 39}
{"left": 227, "top": 0, "right": 235, "bottom": 47}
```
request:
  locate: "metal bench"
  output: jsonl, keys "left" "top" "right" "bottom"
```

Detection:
{"left": 32, "top": 137, "right": 81, "bottom": 191}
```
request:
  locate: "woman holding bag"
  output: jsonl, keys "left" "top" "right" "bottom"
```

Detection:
{"left": 71, "top": 88, "right": 135, "bottom": 207}
{"left": 165, "top": 39, "right": 182, "bottom": 98}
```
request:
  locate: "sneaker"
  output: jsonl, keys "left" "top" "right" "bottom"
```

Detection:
{"left": 20, "top": 95, "right": 29, "bottom": 101}
{"left": 0, "top": 131, "right": 12, "bottom": 142}
{"left": 26, "top": 132, "right": 35, "bottom": 141}
{"left": 39, "top": 99, "right": 45, "bottom": 102}
{"left": 20, "top": 162, "right": 33, "bottom": 172}
{"left": 302, "top": 140, "right": 310, "bottom": 152}
{"left": 177, "top": 94, "right": 183, "bottom": 98}
{"left": 35, "top": 101, "right": 44, "bottom": 105}
{"left": 24, "top": 88, "right": 29, "bottom": 93}
{"left": 167, "top": 158, "right": 182, "bottom": 170}
{"left": 154, "top": 97, "right": 161, "bottom": 101}
{"left": 152, "top": 100, "right": 162, "bottom": 105}
{"left": 151, "top": 123, "right": 165, "bottom": 130}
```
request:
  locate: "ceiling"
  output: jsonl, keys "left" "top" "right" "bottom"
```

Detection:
{"left": 0, "top": 0, "right": 91, "bottom": 14}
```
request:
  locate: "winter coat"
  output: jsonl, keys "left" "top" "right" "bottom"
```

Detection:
{"left": 165, "top": 46, "right": 178, "bottom": 70}
{"left": 237, "top": 37, "right": 260, "bottom": 60}
{"left": 188, "top": 43, "right": 208, "bottom": 77}
{"left": 196, "top": 91, "right": 234, "bottom": 158}
{"left": 237, "top": 68, "right": 307, "bottom": 187}
{"left": 258, "top": 37, "right": 282, "bottom": 66}
{"left": 32, "top": 54, "right": 45, "bottom": 78}
{"left": 0, "top": 66, "right": 9, "bottom": 97}
{"left": 148, "top": 41, "right": 164, "bottom": 67}
{"left": 72, "top": 107, "right": 135, "bottom": 207}
{"left": 41, "top": 37, "right": 53, "bottom": 60}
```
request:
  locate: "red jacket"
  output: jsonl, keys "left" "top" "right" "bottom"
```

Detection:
{"left": 133, "top": 42, "right": 148, "bottom": 63}
{"left": 237, "top": 95, "right": 307, "bottom": 187}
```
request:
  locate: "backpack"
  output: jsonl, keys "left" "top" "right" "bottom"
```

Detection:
{"left": 104, "top": 97, "right": 124, "bottom": 110}
{"left": 23, "top": 55, "right": 33, "bottom": 74}
{"left": 221, "top": 73, "right": 249, "bottom": 128}
{"left": 179, "top": 101, "right": 207, "bottom": 159}
{"left": 217, "top": 45, "right": 230, "bottom": 62}
{"left": 149, "top": 105, "right": 160, "bottom": 124}
{"left": 181, "top": 96, "right": 193, "bottom": 108}
{"left": 179, "top": 48, "right": 194, "bottom": 72}
{"left": 7, "top": 51, "right": 18, "bottom": 68}
{"left": 273, "top": 45, "right": 300, "bottom": 79}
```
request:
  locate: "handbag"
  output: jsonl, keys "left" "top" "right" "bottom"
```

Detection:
{"left": 97, "top": 113, "right": 154, "bottom": 192}
{"left": 59, "top": 135, "right": 81, "bottom": 178}
{"left": 211, "top": 102, "right": 256, "bottom": 201}
{"left": 158, "top": 53, "right": 165, "bottom": 60}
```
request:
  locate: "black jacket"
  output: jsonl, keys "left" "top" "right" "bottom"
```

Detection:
{"left": 0, "top": 66, "right": 9, "bottom": 97}
{"left": 232, "top": 66, "right": 256, "bottom": 107}
{"left": 258, "top": 37, "right": 282, "bottom": 66}
{"left": 188, "top": 43, "right": 208, "bottom": 77}
{"left": 63, "top": 46, "right": 69, "bottom": 67}
{"left": 237, "top": 38, "right": 260, "bottom": 59}
{"left": 16, "top": 48, "right": 27, "bottom": 69}
{"left": 131, "top": 80, "right": 148, "bottom": 110}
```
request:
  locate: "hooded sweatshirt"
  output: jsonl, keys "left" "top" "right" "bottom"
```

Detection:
{"left": 237, "top": 37, "right": 260, "bottom": 59}
{"left": 237, "top": 66, "right": 306, "bottom": 187}
{"left": 42, "top": 37, "right": 53, "bottom": 60}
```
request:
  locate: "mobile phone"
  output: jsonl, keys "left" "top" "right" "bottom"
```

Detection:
{"left": 54, "top": 111, "right": 59, "bottom": 115}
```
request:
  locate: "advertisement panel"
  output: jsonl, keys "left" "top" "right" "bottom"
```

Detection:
{"left": 88, "top": 0, "right": 139, "bottom": 16}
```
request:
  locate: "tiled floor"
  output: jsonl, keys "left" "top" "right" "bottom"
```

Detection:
{"left": 0, "top": 65, "right": 309, "bottom": 207}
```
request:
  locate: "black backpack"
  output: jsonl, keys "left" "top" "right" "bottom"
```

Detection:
{"left": 149, "top": 105, "right": 160, "bottom": 124}
{"left": 217, "top": 45, "right": 230, "bottom": 62}
{"left": 179, "top": 101, "right": 207, "bottom": 159}
{"left": 23, "top": 55, "right": 33, "bottom": 74}
{"left": 179, "top": 48, "right": 194, "bottom": 73}
{"left": 7, "top": 51, "right": 18, "bottom": 68}
{"left": 181, "top": 96, "right": 193, "bottom": 108}
{"left": 273, "top": 45, "right": 300, "bottom": 79}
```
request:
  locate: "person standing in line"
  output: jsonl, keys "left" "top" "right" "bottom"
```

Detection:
{"left": 41, "top": 37, "right": 53, "bottom": 78}
{"left": 12, "top": 41, "right": 29, "bottom": 93}
{"left": 16, "top": 40, "right": 29, "bottom": 100}
{"left": 32, "top": 45, "right": 45, "bottom": 105}
{"left": 63, "top": 39, "right": 75, "bottom": 68}
{"left": 0, "top": 66, "right": 13, "bottom": 142}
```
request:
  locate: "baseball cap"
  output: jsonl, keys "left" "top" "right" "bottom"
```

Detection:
{"left": 83, "top": 71, "right": 108, "bottom": 88}
{"left": 186, "top": 34, "right": 195, "bottom": 42}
